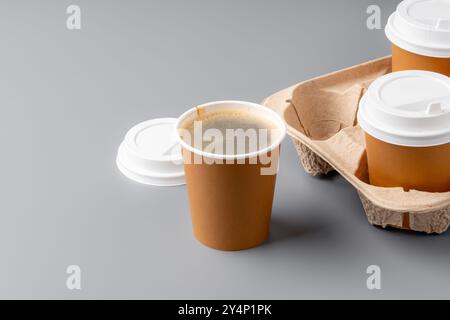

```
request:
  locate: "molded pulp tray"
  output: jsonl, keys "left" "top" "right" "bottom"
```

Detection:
{"left": 263, "top": 56, "right": 450, "bottom": 234}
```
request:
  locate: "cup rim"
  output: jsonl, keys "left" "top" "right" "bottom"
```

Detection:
{"left": 175, "top": 100, "right": 287, "bottom": 160}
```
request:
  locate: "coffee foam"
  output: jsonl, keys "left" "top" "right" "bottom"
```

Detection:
{"left": 180, "top": 108, "right": 278, "bottom": 131}
{"left": 179, "top": 108, "right": 281, "bottom": 155}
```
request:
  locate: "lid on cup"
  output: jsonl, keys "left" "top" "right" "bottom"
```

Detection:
{"left": 386, "top": 0, "right": 450, "bottom": 58}
{"left": 357, "top": 70, "right": 450, "bottom": 147}
{"left": 116, "top": 118, "right": 185, "bottom": 186}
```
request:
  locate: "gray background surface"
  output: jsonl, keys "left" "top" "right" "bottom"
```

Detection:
{"left": 1, "top": 0, "right": 449, "bottom": 300}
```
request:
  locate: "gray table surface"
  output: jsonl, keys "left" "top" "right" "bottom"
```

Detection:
{"left": 1, "top": 0, "right": 449, "bottom": 300}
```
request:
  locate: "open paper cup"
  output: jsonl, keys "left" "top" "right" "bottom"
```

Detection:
{"left": 176, "top": 101, "right": 286, "bottom": 251}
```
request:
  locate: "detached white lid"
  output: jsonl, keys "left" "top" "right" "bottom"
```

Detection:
{"left": 386, "top": 0, "right": 450, "bottom": 58}
{"left": 116, "top": 118, "right": 185, "bottom": 186}
{"left": 358, "top": 70, "right": 450, "bottom": 147}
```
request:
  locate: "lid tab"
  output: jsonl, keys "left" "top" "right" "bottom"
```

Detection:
{"left": 436, "top": 18, "right": 450, "bottom": 30}
{"left": 427, "top": 102, "right": 444, "bottom": 114}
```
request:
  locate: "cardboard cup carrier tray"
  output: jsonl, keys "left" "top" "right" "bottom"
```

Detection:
{"left": 263, "top": 56, "right": 450, "bottom": 234}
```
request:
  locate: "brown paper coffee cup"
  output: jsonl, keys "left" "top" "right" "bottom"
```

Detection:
{"left": 358, "top": 71, "right": 450, "bottom": 193}
{"left": 365, "top": 133, "right": 450, "bottom": 192}
{"left": 386, "top": 0, "right": 450, "bottom": 76}
{"left": 176, "top": 101, "right": 286, "bottom": 251}
{"left": 392, "top": 45, "right": 450, "bottom": 77}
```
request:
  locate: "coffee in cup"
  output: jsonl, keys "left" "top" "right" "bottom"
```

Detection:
{"left": 176, "top": 101, "right": 286, "bottom": 251}
{"left": 182, "top": 109, "right": 278, "bottom": 155}
{"left": 358, "top": 70, "right": 450, "bottom": 193}
{"left": 386, "top": 0, "right": 450, "bottom": 76}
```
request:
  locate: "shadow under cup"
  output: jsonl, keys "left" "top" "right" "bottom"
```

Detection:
{"left": 176, "top": 101, "right": 287, "bottom": 251}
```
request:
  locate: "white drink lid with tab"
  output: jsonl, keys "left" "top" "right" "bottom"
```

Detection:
{"left": 116, "top": 118, "right": 185, "bottom": 186}
{"left": 358, "top": 70, "right": 450, "bottom": 147}
{"left": 385, "top": 0, "right": 450, "bottom": 58}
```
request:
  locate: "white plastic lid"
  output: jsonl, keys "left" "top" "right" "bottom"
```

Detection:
{"left": 116, "top": 118, "right": 185, "bottom": 186}
{"left": 386, "top": 0, "right": 450, "bottom": 58}
{"left": 358, "top": 70, "right": 450, "bottom": 147}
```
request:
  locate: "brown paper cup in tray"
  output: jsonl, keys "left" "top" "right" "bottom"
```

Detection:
{"left": 263, "top": 56, "right": 450, "bottom": 234}
{"left": 392, "top": 45, "right": 450, "bottom": 76}
{"left": 386, "top": 0, "right": 450, "bottom": 77}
